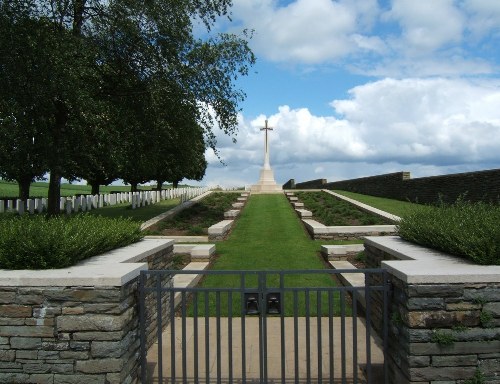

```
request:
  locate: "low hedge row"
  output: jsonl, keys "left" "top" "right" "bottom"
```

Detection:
{"left": 0, "top": 214, "right": 143, "bottom": 270}
{"left": 397, "top": 199, "right": 500, "bottom": 265}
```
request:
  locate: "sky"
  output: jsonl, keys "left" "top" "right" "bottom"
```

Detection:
{"left": 192, "top": 0, "right": 500, "bottom": 188}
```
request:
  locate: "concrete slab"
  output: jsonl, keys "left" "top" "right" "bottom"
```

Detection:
{"left": 292, "top": 202, "right": 304, "bottom": 208}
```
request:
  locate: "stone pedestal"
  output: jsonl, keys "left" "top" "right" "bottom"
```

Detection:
{"left": 251, "top": 167, "right": 283, "bottom": 194}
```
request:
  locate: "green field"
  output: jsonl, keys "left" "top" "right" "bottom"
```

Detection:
{"left": 0, "top": 180, "right": 179, "bottom": 198}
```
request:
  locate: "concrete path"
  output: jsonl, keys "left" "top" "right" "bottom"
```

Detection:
{"left": 147, "top": 317, "right": 384, "bottom": 383}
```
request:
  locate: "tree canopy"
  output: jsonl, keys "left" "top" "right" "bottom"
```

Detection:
{"left": 0, "top": 0, "right": 255, "bottom": 213}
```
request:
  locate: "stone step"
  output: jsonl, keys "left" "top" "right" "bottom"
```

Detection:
{"left": 173, "top": 262, "right": 210, "bottom": 307}
{"left": 321, "top": 244, "right": 365, "bottom": 260}
{"left": 208, "top": 220, "right": 234, "bottom": 240}
{"left": 295, "top": 209, "right": 312, "bottom": 218}
{"left": 224, "top": 209, "right": 240, "bottom": 219}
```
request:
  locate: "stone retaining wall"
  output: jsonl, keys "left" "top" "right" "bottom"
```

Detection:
{"left": 0, "top": 239, "right": 175, "bottom": 384}
{"left": 364, "top": 236, "right": 500, "bottom": 384}
{"left": 291, "top": 168, "right": 500, "bottom": 204}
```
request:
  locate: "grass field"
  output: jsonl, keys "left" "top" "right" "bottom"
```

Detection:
{"left": 0, "top": 180, "right": 178, "bottom": 198}
{"left": 333, "top": 190, "right": 421, "bottom": 217}
{"left": 190, "top": 194, "right": 346, "bottom": 316}
{"left": 86, "top": 199, "right": 181, "bottom": 222}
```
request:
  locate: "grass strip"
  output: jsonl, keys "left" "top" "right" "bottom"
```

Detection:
{"left": 86, "top": 198, "right": 180, "bottom": 222}
{"left": 190, "top": 194, "right": 345, "bottom": 316}
{"left": 333, "top": 190, "right": 421, "bottom": 217}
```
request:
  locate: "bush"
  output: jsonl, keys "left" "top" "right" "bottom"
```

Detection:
{"left": 397, "top": 198, "right": 500, "bottom": 265}
{"left": 0, "top": 214, "right": 143, "bottom": 270}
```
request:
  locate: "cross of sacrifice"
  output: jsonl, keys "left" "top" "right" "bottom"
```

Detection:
{"left": 261, "top": 119, "right": 273, "bottom": 168}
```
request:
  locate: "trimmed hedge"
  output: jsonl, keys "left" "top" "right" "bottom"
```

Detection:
{"left": 0, "top": 214, "right": 143, "bottom": 270}
{"left": 397, "top": 199, "right": 500, "bottom": 265}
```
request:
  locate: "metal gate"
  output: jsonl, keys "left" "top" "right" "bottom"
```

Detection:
{"left": 139, "top": 269, "right": 390, "bottom": 383}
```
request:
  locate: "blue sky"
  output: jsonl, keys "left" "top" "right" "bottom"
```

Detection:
{"left": 193, "top": 0, "right": 500, "bottom": 188}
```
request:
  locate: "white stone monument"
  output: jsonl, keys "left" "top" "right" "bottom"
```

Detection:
{"left": 251, "top": 119, "right": 283, "bottom": 194}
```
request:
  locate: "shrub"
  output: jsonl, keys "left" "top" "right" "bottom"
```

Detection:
{"left": 0, "top": 214, "right": 143, "bottom": 270}
{"left": 397, "top": 198, "right": 500, "bottom": 265}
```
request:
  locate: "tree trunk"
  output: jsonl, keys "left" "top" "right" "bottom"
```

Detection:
{"left": 18, "top": 177, "right": 31, "bottom": 202}
{"left": 91, "top": 182, "right": 100, "bottom": 195}
{"left": 156, "top": 180, "right": 163, "bottom": 191}
{"left": 130, "top": 182, "right": 138, "bottom": 193}
{"left": 173, "top": 180, "right": 179, "bottom": 188}
{"left": 47, "top": 98, "right": 67, "bottom": 216}
{"left": 47, "top": 172, "right": 61, "bottom": 216}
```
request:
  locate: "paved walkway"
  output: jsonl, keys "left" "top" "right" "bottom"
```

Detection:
{"left": 147, "top": 316, "right": 384, "bottom": 383}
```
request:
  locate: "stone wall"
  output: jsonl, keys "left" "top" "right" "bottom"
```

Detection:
{"left": 282, "top": 179, "right": 296, "bottom": 189}
{"left": 364, "top": 237, "right": 500, "bottom": 384}
{"left": 294, "top": 168, "right": 500, "bottom": 204}
{"left": 0, "top": 239, "right": 175, "bottom": 384}
{"left": 295, "top": 178, "right": 327, "bottom": 189}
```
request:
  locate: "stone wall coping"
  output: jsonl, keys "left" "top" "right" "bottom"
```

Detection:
{"left": 323, "top": 190, "right": 401, "bottom": 223}
{"left": 208, "top": 220, "right": 234, "bottom": 234}
{"left": 0, "top": 238, "right": 174, "bottom": 287}
{"left": 303, "top": 219, "right": 395, "bottom": 234}
{"left": 365, "top": 236, "right": 500, "bottom": 284}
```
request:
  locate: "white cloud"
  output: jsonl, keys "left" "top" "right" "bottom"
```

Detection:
{"left": 230, "top": 0, "right": 380, "bottom": 63}
{"left": 222, "top": 0, "right": 499, "bottom": 77}
{"left": 383, "top": 0, "right": 465, "bottom": 55}
{"left": 462, "top": 0, "right": 500, "bottom": 38}
{"left": 201, "top": 77, "right": 500, "bottom": 186}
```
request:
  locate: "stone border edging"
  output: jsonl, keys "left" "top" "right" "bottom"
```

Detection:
{"left": 0, "top": 238, "right": 173, "bottom": 286}
{"left": 366, "top": 236, "right": 500, "bottom": 284}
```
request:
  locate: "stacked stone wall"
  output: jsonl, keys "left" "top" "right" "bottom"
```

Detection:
{"left": 296, "top": 168, "right": 500, "bottom": 204}
{"left": 295, "top": 178, "right": 327, "bottom": 189}
{"left": 364, "top": 242, "right": 500, "bottom": 384}
{"left": 0, "top": 242, "right": 174, "bottom": 384}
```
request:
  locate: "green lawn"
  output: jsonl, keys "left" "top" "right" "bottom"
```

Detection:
{"left": 333, "top": 190, "right": 421, "bottom": 217}
{"left": 0, "top": 180, "right": 176, "bottom": 198}
{"left": 86, "top": 198, "right": 180, "bottom": 222}
{"left": 190, "top": 194, "right": 346, "bottom": 316}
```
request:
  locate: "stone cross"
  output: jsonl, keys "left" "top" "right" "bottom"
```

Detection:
{"left": 261, "top": 119, "right": 273, "bottom": 169}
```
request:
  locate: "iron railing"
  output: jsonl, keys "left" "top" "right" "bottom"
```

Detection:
{"left": 139, "top": 269, "right": 390, "bottom": 384}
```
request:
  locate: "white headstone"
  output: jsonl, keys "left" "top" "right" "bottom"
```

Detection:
{"left": 65, "top": 200, "right": 72, "bottom": 215}
{"left": 27, "top": 199, "right": 35, "bottom": 214}
{"left": 16, "top": 199, "right": 24, "bottom": 215}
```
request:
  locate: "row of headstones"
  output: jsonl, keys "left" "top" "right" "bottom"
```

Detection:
{"left": 0, "top": 187, "right": 209, "bottom": 215}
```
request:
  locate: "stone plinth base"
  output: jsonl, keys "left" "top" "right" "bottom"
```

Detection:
{"left": 251, "top": 168, "right": 283, "bottom": 194}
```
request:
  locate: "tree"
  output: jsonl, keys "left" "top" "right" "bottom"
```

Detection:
{"left": 0, "top": 0, "right": 255, "bottom": 212}
{"left": 0, "top": 12, "right": 52, "bottom": 200}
